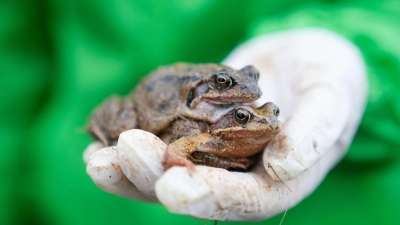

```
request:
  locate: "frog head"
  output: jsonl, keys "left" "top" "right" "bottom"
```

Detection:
{"left": 210, "top": 102, "right": 281, "bottom": 139}
{"left": 190, "top": 65, "right": 262, "bottom": 106}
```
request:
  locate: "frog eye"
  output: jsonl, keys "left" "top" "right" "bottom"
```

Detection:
{"left": 214, "top": 73, "right": 233, "bottom": 90}
{"left": 235, "top": 108, "right": 251, "bottom": 124}
{"left": 273, "top": 105, "right": 280, "bottom": 117}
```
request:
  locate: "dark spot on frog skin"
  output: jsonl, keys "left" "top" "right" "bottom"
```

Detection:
{"left": 158, "top": 103, "right": 168, "bottom": 112}
{"left": 182, "top": 75, "right": 202, "bottom": 84}
{"left": 146, "top": 80, "right": 156, "bottom": 92}
{"left": 162, "top": 75, "right": 177, "bottom": 82}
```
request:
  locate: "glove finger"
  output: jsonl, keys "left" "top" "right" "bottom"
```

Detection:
{"left": 83, "top": 141, "right": 104, "bottom": 164}
{"left": 86, "top": 146, "right": 153, "bottom": 202}
{"left": 117, "top": 129, "right": 166, "bottom": 201}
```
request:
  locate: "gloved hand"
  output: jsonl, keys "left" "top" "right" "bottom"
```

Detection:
{"left": 84, "top": 28, "right": 367, "bottom": 221}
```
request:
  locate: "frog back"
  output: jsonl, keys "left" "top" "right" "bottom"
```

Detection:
{"left": 132, "top": 63, "right": 227, "bottom": 134}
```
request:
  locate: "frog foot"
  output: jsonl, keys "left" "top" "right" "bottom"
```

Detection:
{"left": 226, "top": 158, "right": 253, "bottom": 170}
{"left": 89, "top": 96, "right": 137, "bottom": 146}
{"left": 163, "top": 152, "right": 196, "bottom": 172}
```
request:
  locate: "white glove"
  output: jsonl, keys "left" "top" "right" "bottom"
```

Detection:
{"left": 84, "top": 28, "right": 367, "bottom": 221}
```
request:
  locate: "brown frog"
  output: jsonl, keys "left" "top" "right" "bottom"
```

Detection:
{"left": 163, "top": 102, "right": 281, "bottom": 170}
{"left": 89, "top": 63, "right": 262, "bottom": 146}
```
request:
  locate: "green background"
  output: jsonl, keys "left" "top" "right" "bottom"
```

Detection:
{"left": 1, "top": 0, "right": 399, "bottom": 224}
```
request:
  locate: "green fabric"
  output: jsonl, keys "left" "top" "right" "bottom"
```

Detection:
{"left": 1, "top": 0, "right": 399, "bottom": 224}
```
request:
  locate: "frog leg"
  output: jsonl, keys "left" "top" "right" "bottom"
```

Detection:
{"left": 189, "top": 95, "right": 204, "bottom": 108}
{"left": 134, "top": 101, "right": 178, "bottom": 135}
{"left": 89, "top": 96, "right": 137, "bottom": 146}
{"left": 164, "top": 133, "right": 213, "bottom": 171}
{"left": 89, "top": 121, "right": 109, "bottom": 146}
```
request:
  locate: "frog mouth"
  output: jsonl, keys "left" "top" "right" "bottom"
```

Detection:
{"left": 204, "top": 91, "right": 262, "bottom": 104}
{"left": 187, "top": 82, "right": 261, "bottom": 107}
{"left": 204, "top": 84, "right": 262, "bottom": 104}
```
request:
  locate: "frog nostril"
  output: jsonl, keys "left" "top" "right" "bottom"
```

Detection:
{"left": 274, "top": 106, "right": 280, "bottom": 117}
{"left": 254, "top": 72, "right": 259, "bottom": 81}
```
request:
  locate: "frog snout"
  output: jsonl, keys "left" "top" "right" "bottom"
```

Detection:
{"left": 239, "top": 84, "right": 262, "bottom": 100}
{"left": 252, "top": 91, "right": 262, "bottom": 98}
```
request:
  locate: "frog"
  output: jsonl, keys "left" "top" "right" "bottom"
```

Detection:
{"left": 163, "top": 102, "right": 281, "bottom": 170}
{"left": 89, "top": 63, "right": 262, "bottom": 146}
